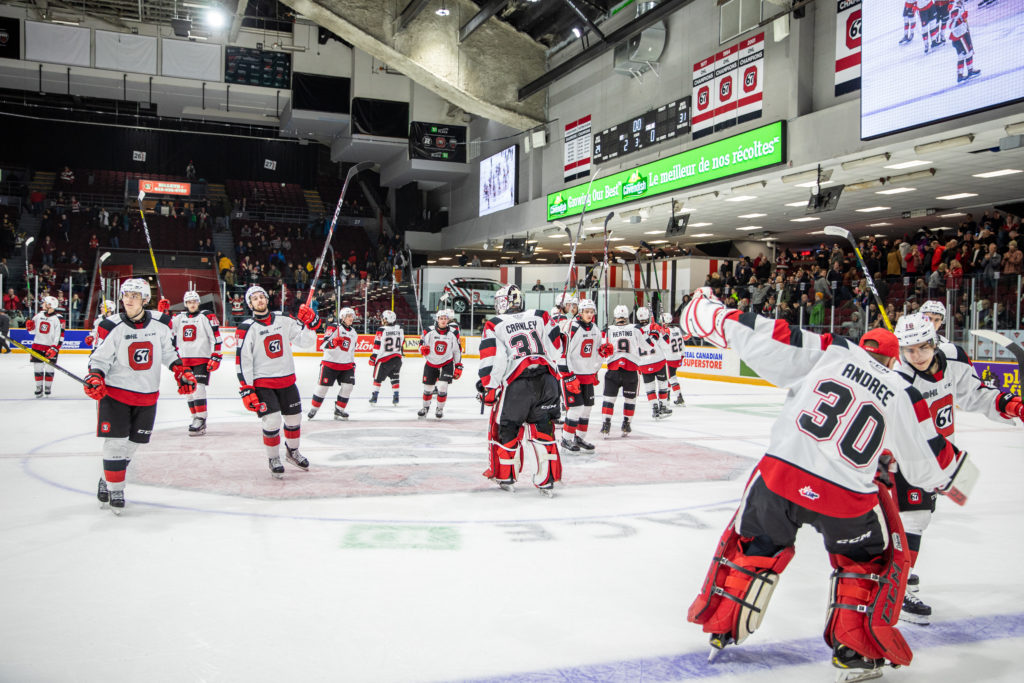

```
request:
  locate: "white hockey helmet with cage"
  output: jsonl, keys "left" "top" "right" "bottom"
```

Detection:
{"left": 894, "top": 312, "right": 937, "bottom": 347}
{"left": 381, "top": 310, "right": 397, "bottom": 325}
{"left": 183, "top": 290, "right": 201, "bottom": 304}
{"left": 42, "top": 296, "right": 59, "bottom": 310}
{"left": 635, "top": 306, "right": 651, "bottom": 322}
{"left": 920, "top": 300, "right": 946, "bottom": 319}
{"left": 120, "top": 278, "right": 152, "bottom": 304}
{"left": 244, "top": 284, "right": 268, "bottom": 310}
{"left": 495, "top": 284, "right": 524, "bottom": 314}
{"left": 578, "top": 298, "right": 596, "bottom": 313}
{"left": 613, "top": 304, "right": 629, "bottom": 320}
{"left": 660, "top": 312, "right": 674, "bottom": 325}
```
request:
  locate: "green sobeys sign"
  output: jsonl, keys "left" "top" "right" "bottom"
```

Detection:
{"left": 547, "top": 120, "right": 786, "bottom": 221}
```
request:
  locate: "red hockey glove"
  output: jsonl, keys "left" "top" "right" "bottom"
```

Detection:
{"left": 598, "top": 342, "right": 614, "bottom": 358}
{"left": 157, "top": 298, "right": 171, "bottom": 314}
{"left": 453, "top": 363, "right": 463, "bottom": 380}
{"left": 25, "top": 319, "right": 35, "bottom": 332}
{"left": 240, "top": 385, "right": 265, "bottom": 413}
{"left": 207, "top": 353, "right": 222, "bottom": 372}
{"left": 368, "top": 354, "right": 377, "bottom": 366}
{"left": 173, "top": 365, "right": 197, "bottom": 395}
{"left": 297, "top": 304, "right": 318, "bottom": 328}
{"left": 44, "top": 347, "right": 59, "bottom": 361}
{"left": 419, "top": 345, "right": 430, "bottom": 357}
{"left": 999, "top": 395, "right": 1024, "bottom": 420}
{"left": 483, "top": 388, "right": 500, "bottom": 406}
{"left": 563, "top": 373, "right": 581, "bottom": 394}
{"left": 84, "top": 335, "right": 95, "bottom": 347}
{"left": 83, "top": 371, "right": 107, "bottom": 400}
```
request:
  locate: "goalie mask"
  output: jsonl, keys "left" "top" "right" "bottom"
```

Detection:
{"left": 120, "top": 278, "right": 152, "bottom": 304}
{"left": 495, "top": 284, "right": 523, "bottom": 314}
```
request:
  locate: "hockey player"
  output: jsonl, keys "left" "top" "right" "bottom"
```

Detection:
{"left": 308, "top": 306, "right": 359, "bottom": 421}
{"left": 235, "top": 285, "right": 319, "bottom": 477}
{"left": 659, "top": 311, "right": 687, "bottom": 406}
{"left": 935, "top": 0, "right": 950, "bottom": 43}
{"left": 899, "top": 1, "right": 918, "bottom": 44}
{"left": 919, "top": 299, "right": 948, "bottom": 340}
{"left": 949, "top": 1, "right": 980, "bottom": 83}
{"left": 368, "top": 309, "right": 404, "bottom": 406}
{"left": 84, "top": 299, "right": 116, "bottom": 349}
{"left": 681, "top": 289, "right": 969, "bottom": 679}
{"left": 599, "top": 304, "right": 655, "bottom": 437}
{"left": 635, "top": 306, "right": 672, "bottom": 419}
{"left": 477, "top": 284, "right": 563, "bottom": 494}
{"left": 559, "top": 298, "right": 602, "bottom": 452}
{"left": 418, "top": 309, "right": 462, "bottom": 419}
{"left": 26, "top": 295, "right": 64, "bottom": 397}
{"left": 890, "top": 312, "right": 1023, "bottom": 624}
{"left": 916, "top": 0, "right": 939, "bottom": 53}
{"left": 171, "top": 290, "right": 223, "bottom": 436}
{"left": 83, "top": 279, "right": 197, "bottom": 514}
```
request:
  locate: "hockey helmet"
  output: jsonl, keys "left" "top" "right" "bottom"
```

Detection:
{"left": 381, "top": 310, "right": 397, "bottom": 325}
{"left": 435, "top": 309, "right": 450, "bottom": 323}
{"left": 444, "top": 308, "right": 456, "bottom": 321}
{"left": 660, "top": 312, "right": 674, "bottom": 325}
{"left": 244, "top": 284, "right": 268, "bottom": 310}
{"left": 183, "top": 290, "right": 201, "bottom": 304}
{"left": 894, "top": 313, "right": 937, "bottom": 348}
{"left": 101, "top": 299, "right": 116, "bottom": 314}
{"left": 920, "top": 300, "right": 946, "bottom": 319}
{"left": 495, "top": 284, "right": 523, "bottom": 314}
{"left": 613, "top": 304, "right": 629, "bottom": 321}
{"left": 339, "top": 306, "right": 356, "bottom": 322}
{"left": 578, "top": 298, "right": 596, "bottom": 313}
{"left": 42, "top": 296, "right": 59, "bottom": 311}
{"left": 557, "top": 292, "right": 578, "bottom": 309}
{"left": 635, "top": 306, "right": 651, "bottom": 322}
{"left": 120, "top": 278, "right": 152, "bottom": 304}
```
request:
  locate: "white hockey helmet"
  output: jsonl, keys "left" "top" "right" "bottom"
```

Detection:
{"left": 894, "top": 313, "right": 937, "bottom": 347}
{"left": 578, "top": 298, "right": 596, "bottom": 313}
{"left": 635, "top": 306, "right": 651, "bottom": 322}
{"left": 101, "top": 299, "right": 116, "bottom": 314}
{"left": 120, "top": 278, "right": 152, "bottom": 304}
{"left": 613, "top": 304, "right": 629, "bottom": 321}
{"left": 660, "top": 312, "right": 674, "bottom": 325}
{"left": 42, "top": 296, "right": 59, "bottom": 310}
{"left": 920, "top": 300, "right": 946, "bottom": 319}
{"left": 244, "top": 284, "right": 268, "bottom": 309}
{"left": 444, "top": 308, "right": 456, "bottom": 320}
{"left": 557, "top": 292, "right": 578, "bottom": 309}
{"left": 495, "top": 284, "right": 523, "bottom": 314}
{"left": 435, "top": 309, "right": 450, "bottom": 322}
{"left": 381, "top": 310, "right": 397, "bottom": 325}
{"left": 339, "top": 306, "right": 355, "bottom": 321}
{"left": 183, "top": 290, "right": 201, "bottom": 305}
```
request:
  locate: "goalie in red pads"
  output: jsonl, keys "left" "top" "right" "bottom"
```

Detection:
{"left": 681, "top": 288, "right": 965, "bottom": 679}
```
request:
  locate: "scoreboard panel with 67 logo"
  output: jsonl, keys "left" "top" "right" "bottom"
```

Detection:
{"left": 592, "top": 97, "right": 691, "bottom": 165}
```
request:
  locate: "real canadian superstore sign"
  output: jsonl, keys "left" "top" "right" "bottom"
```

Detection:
{"left": 546, "top": 120, "right": 786, "bottom": 221}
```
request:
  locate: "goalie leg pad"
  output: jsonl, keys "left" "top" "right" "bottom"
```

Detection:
{"left": 488, "top": 424, "right": 524, "bottom": 483}
{"left": 526, "top": 423, "right": 562, "bottom": 489}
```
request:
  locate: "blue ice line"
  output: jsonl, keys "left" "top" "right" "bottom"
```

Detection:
{"left": 448, "top": 611, "right": 1024, "bottom": 683}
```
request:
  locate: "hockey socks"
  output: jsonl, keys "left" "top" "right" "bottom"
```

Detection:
{"left": 336, "top": 383, "right": 353, "bottom": 411}
{"left": 262, "top": 412, "right": 282, "bottom": 457}
{"left": 187, "top": 384, "right": 208, "bottom": 418}
{"left": 101, "top": 438, "right": 139, "bottom": 492}
{"left": 283, "top": 413, "right": 301, "bottom": 451}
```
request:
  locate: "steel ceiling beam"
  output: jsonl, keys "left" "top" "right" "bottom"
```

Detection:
{"left": 518, "top": 0, "right": 695, "bottom": 101}
{"left": 561, "top": 0, "right": 605, "bottom": 42}
{"left": 458, "top": 0, "right": 507, "bottom": 43}
{"left": 397, "top": 0, "right": 432, "bottom": 32}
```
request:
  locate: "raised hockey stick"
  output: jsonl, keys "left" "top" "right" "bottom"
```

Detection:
{"left": 136, "top": 191, "right": 164, "bottom": 302}
{"left": 0, "top": 333, "right": 87, "bottom": 385}
{"left": 557, "top": 170, "right": 606, "bottom": 304}
{"left": 641, "top": 240, "right": 663, "bottom": 321}
{"left": 823, "top": 225, "right": 892, "bottom": 330}
{"left": 968, "top": 329, "right": 1024, "bottom": 374}
{"left": 98, "top": 251, "right": 111, "bottom": 317}
{"left": 307, "top": 161, "right": 375, "bottom": 308}
{"left": 602, "top": 218, "right": 614, "bottom": 326}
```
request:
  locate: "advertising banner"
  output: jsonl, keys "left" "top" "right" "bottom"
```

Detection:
{"left": 972, "top": 361, "right": 1021, "bottom": 398}
{"left": 834, "top": 0, "right": 862, "bottom": 96}
{"left": 139, "top": 179, "right": 192, "bottom": 195}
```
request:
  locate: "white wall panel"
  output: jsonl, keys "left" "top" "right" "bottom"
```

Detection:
{"left": 25, "top": 21, "right": 90, "bottom": 67}
{"left": 95, "top": 31, "right": 157, "bottom": 74}
{"left": 161, "top": 38, "right": 221, "bottom": 82}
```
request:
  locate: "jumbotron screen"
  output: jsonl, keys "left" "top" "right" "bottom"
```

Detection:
{"left": 861, "top": 1, "right": 1024, "bottom": 139}
{"left": 478, "top": 145, "right": 518, "bottom": 217}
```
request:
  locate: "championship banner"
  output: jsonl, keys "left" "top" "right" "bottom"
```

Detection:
{"left": 736, "top": 32, "right": 765, "bottom": 124}
{"left": 139, "top": 179, "right": 192, "bottom": 195}
{"left": 835, "top": 0, "right": 862, "bottom": 96}
{"left": 563, "top": 115, "right": 592, "bottom": 183}
{"left": 712, "top": 44, "right": 738, "bottom": 133}
{"left": 691, "top": 56, "right": 716, "bottom": 140}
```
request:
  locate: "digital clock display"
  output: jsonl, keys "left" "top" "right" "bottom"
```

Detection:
{"left": 593, "top": 97, "right": 691, "bottom": 164}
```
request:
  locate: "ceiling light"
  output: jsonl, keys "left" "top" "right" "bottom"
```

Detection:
{"left": 725, "top": 195, "right": 757, "bottom": 202}
{"left": 884, "top": 160, "right": 932, "bottom": 170}
{"left": 435, "top": 1, "right": 450, "bottom": 16}
{"left": 482, "top": 259, "right": 497, "bottom": 263}
{"left": 790, "top": 217, "right": 820, "bottom": 222}
{"left": 782, "top": 168, "right": 833, "bottom": 185}
{"left": 972, "top": 169, "right": 1022, "bottom": 178}
{"left": 644, "top": 230, "right": 662, "bottom": 234}
{"left": 526, "top": 239, "right": 537, "bottom": 243}
{"left": 648, "top": 240, "right": 669, "bottom": 244}
{"left": 784, "top": 201, "right": 807, "bottom": 207}
{"left": 585, "top": 226, "right": 606, "bottom": 232}
{"left": 841, "top": 153, "right": 891, "bottom": 170}
{"left": 855, "top": 206, "right": 890, "bottom": 212}
{"left": 206, "top": 8, "right": 226, "bottom": 28}
{"left": 732, "top": 180, "right": 767, "bottom": 193}
{"left": 535, "top": 258, "right": 547, "bottom": 262}
{"left": 427, "top": 260, "right": 437, "bottom": 264}
{"left": 914, "top": 134, "right": 974, "bottom": 154}
{"left": 689, "top": 222, "right": 713, "bottom": 227}
{"left": 736, "top": 226, "right": 762, "bottom": 231}
{"left": 887, "top": 168, "right": 935, "bottom": 184}
{"left": 547, "top": 233, "right": 564, "bottom": 239}
{"left": 687, "top": 191, "right": 719, "bottom": 203}
{"left": 438, "top": 256, "right": 452, "bottom": 261}
{"left": 690, "top": 233, "right": 715, "bottom": 238}
{"left": 794, "top": 180, "right": 836, "bottom": 189}
{"left": 876, "top": 187, "right": 916, "bottom": 195}
{"left": 936, "top": 192, "right": 978, "bottom": 200}
{"left": 845, "top": 178, "right": 886, "bottom": 192}
{"left": 868, "top": 222, "right": 892, "bottom": 227}
{"left": 516, "top": 260, "right": 530, "bottom": 264}
{"left": 873, "top": 234, "right": 888, "bottom": 238}
{"left": 1006, "top": 122, "right": 1024, "bottom": 136}
{"left": 808, "top": 230, "right": 827, "bottom": 235}
{"left": 609, "top": 237, "right": 624, "bottom": 241}
{"left": 939, "top": 212, "right": 966, "bottom": 218}
{"left": 572, "top": 27, "right": 582, "bottom": 38}
{"left": 738, "top": 213, "right": 767, "bottom": 218}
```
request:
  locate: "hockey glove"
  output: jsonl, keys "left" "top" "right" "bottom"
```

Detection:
{"left": 475, "top": 379, "right": 499, "bottom": 406}
{"left": 84, "top": 335, "right": 94, "bottom": 347}
{"left": 368, "top": 354, "right": 377, "bottom": 366}
{"left": 25, "top": 319, "right": 35, "bottom": 332}
{"left": 297, "top": 304, "right": 319, "bottom": 329}
{"left": 874, "top": 449, "right": 895, "bottom": 489}
{"left": 998, "top": 395, "right": 1024, "bottom": 420}
{"left": 598, "top": 342, "right": 614, "bottom": 358}
{"left": 453, "top": 363, "right": 463, "bottom": 380}
{"left": 83, "top": 371, "right": 107, "bottom": 400}
{"left": 172, "top": 365, "right": 197, "bottom": 395}
{"left": 44, "top": 347, "right": 59, "bottom": 361}
{"left": 157, "top": 298, "right": 171, "bottom": 314}
{"left": 419, "top": 345, "right": 430, "bottom": 357}
{"left": 563, "top": 373, "right": 581, "bottom": 394}
{"left": 240, "top": 385, "right": 265, "bottom": 413}
{"left": 207, "top": 353, "right": 222, "bottom": 372}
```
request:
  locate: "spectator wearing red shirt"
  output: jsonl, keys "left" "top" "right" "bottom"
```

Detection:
{"left": 3, "top": 289, "right": 19, "bottom": 311}
{"left": 930, "top": 240, "right": 945, "bottom": 272}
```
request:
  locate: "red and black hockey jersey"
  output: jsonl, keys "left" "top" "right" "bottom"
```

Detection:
{"left": 558, "top": 319, "right": 603, "bottom": 382}
{"left": 420, "top": 325, "right": 462, "bottom": 367}
{"left": 478, "top": 309, "right": 561, "bottom": 389}
{"left": 171, "top": 310, "right": 222, "bottom": 367}
{"left": 30, "top": 311, "right": 65, "bottom": 352}
{"left": 235, "top": 313, "right": 316, "bottom": 389}
{"left": 603, "top": 322, "right": 656, "bottom": 372}
{"left": 320, "top": 323, "right": 359, "bottom": 370}
{"left": 372, "top": 325, "right": 405, "bottom": 363}
{"left": 89, "top": 311, "right": 180, "bottom": 406}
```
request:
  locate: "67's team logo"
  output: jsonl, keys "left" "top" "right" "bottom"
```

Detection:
{"left": 128, "top": 341, "right": 154, "bottom": 370}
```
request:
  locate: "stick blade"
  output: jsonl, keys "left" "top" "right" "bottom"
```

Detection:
{"left": 137, "top": 190, "right": 146, "bottom": 202}
{"left": 346, "top": 161, "right": 375, "bottom": 180}
{"left": 823, "top": 225, "right": 848, "bottom": 238}
{"left": 968, "top": 328, "right": 1014, "bottom": 346}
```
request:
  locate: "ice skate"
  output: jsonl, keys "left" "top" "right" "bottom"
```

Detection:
{"left": 538, "top": 486, "right": 555, "bottom": 498}
{"left": 963, "top": 68, "right": 981, "bottom": 82}
{"left": 333, "top": 409, "right": 349, "bottom": 421}
{"left": 34, "top": 388, "right": 43, "bottom": 398}
{"left": 659, "top": 402, "right": 673, "bottom": 418}
{"left": 268, "top": 456, "right": 285, "bottom": 478}
{"left": 574, "top": 435, "right": 595, "bottom": 451}
{"left": 899, "top": 591, "right": 931, "bottom": 625}
{"left": 600, "top": 418, "right": 611, "bottom": 438}
{"left": 496, "top": 479, "right": 516, "bottom": 492}
{"left": 97, "top": 478, "right": 109, "bottom": 508}
{"left": 621, "top": 417, "right": 632, "bottom": 437}
{"left": 434, "top": 407, "right": 444, "bottom": 419}
{"left": 673, "top": 394, "right": 686, "bottom": 406}
{"left": 307, "top": 407, "right": 318, "bottom": 419}
{"left": 707, "top": 633, "right": 733, "bottom": 662}
{"left": 907, "top": 573, "right": 919, "bottom": 593}
{"left": 832, "top": 644, "right": 885, "bottom": 682}
{"left": 392, "top": 392, "right": 400, "bottom": 406}
{"left": 417, "top": 407, "right": 429, "bottom": 419}
{"left": 188, "top": 417, "right": 206, "bottom": 437}
{"left": 898, "top": 34, "right": 912, "bottom": 45}
{"left": 44, "top": 387, "right": 51, "bottom": 396}
{"left": 109, "top": 490, "right": 125, "bottom": 515}
{"left": 285, "top": 446, "right": 309, "bottom": 471}
{"left": 369, "top": 391, "right": 378, "bottom": 405}
{"left": 560, "top": 435, "right": 580, "bottom": 453}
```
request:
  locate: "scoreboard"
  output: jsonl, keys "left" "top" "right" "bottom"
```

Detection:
{"left": 593, "top": 97, "right": 691, "bottom": 164}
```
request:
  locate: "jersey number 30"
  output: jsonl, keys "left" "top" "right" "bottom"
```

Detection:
{"left": 796, "top": 379, "right": 885, "bottom": 468}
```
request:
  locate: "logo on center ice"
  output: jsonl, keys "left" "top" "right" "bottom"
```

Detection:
{"left": 799, "top": 485, "right": 820, "bottom": 501}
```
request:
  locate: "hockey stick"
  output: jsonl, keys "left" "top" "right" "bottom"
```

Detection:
{"left": 307, "top": 161, "right": 375, "bottom": 307}
{"left": 641, "top": 240, "right": 663, "bottom": 321}
{"left": 968, "top": 329, "right": 1024, "bottom": 372}
{"left": 98, "top": 251, "right": 111, "bottom": 317}
{"left": 602, "top": 219, "right": 614, "bottom": 327}
{"left": 557, "top": 170, "right": 606, "bottom": 304}
{"left": 823, "top": 225, "right": 892, "bottom": 330}
{"left": 136, "top": 191, "right": 164, "bottom": 302}
{"left": 0, "top": 333, "right": 87, "bottom": 385}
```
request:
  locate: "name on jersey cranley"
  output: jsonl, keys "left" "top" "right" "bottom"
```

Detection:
{"left": 840, "top": 363, "right": 894, "bottom": 406}
{"left": 504, "top": 320, "right": 538, "bottom": 333}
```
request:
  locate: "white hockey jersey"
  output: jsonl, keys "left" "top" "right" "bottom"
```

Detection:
{"left": 30, "top": 311, "right": 64, "bottom": 350}
{"left": 372, "top": 325, "right": 405, "bottom": 363}
{"left": 559, "top": 319, "right": 603, "bottom": 381}
{"left": 478, "top": 309, "right": 561, "bottom": 389}
{"left": 660, "top": 325, "right": 687, "bottom": 364}
{"left": 604, "top": 323, "right": 655, "bottom": 372}
{"left": 420, "top": 325, "right": 462, "bottom": 367}
{"left": 172, "top": 310, "right": 222, "bottom": 367}
{"left": 89, "top": 312, "right": 180, "bottom": 406}
{"left": 720, "top": 310, "right": 962, "bottom": 518}
{"left": 895, "top": 341, "right": 1016, "bottom": 437}
{"left": 235, "top": 313, "right": 315, "bottom": 389}
{"left": 638, "top": 322, "right": 667, "bottom": 369}
{"left": 321, "top": 323, "right": 359, "bottom": 370}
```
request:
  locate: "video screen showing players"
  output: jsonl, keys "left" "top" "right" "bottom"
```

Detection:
{"left": 479, "top": 145, "right": 518, "bottom": 217}
{"left": 861, "top": 0, "right": 1024, "bottom": 139}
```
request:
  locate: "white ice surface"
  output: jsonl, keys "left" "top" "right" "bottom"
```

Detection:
{"left": 0, "top": 353, "right": 1021, "bottom": 682}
